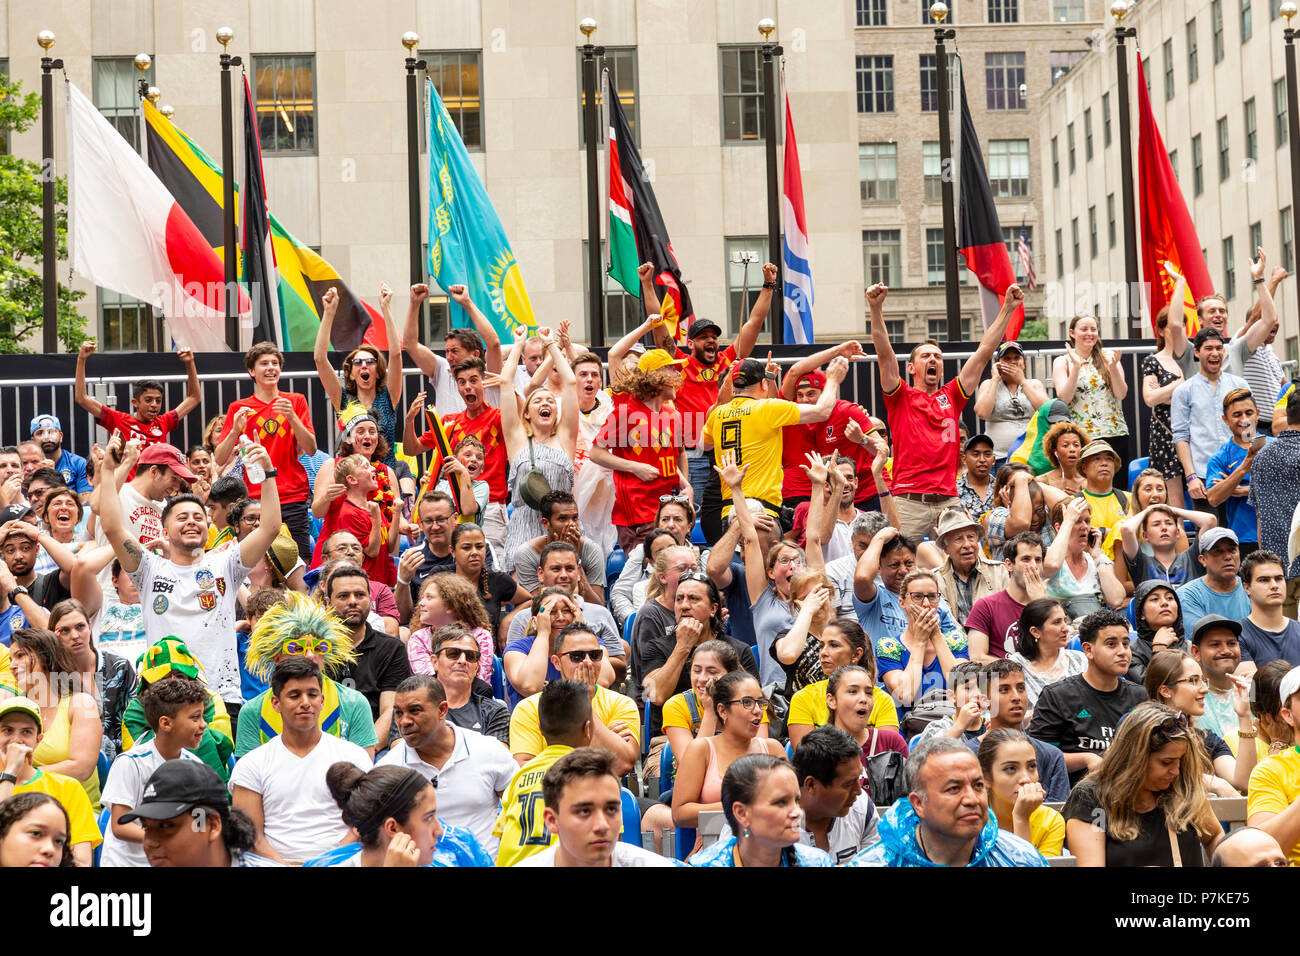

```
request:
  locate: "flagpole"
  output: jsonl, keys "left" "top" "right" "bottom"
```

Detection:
{"left": 1282, "top": 4, "right": 1300, "bottom": 342}
{"left": 759, "top": 19, "right": 784, "bottom": 345}
{"left": 402, "top": 33, "right": 428, "bottom": 343}
{"left": 580, "top": 20, "right": 606, "bottom": 347}
{"left": 1111, "top": 2, "right": 1140, "bottom": 338}
{"left": 38, "top": 31, "right": 62, "bottom": 354}
{"left": 138, "top": 73, "right": 161, "bottom": 354}
{"left": 217, "top": 28, "right": 241, "bottom": 351}
{"left": 931, "top": 3, "right": 960, "bottom": 342}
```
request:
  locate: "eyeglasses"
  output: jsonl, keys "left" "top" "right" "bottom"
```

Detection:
{"left": 727, "top": 696, "right": 770, "bottom": 712}
{"left": 562, "top": 649, "right": 604, "bottom": 663}
{"left": 426, "top": 514, "right": 454, "bottom": 525}
{"left": 282, "top": 638, "right": 334, "bottom": 657}
{"left": 239, "top": 515, "right": 261, "bottom": 525}
{"left": 1174, "top": 675, "right": 1209, "bottom": 688}
{"left": 659, "top": 494, "right": 690, "bottom": 505}
{"left": 906, "top": 592, "right": 940, "bottom": 604}
{"left": 350, "top": 356, "right": 377, "bottom": 367}
{"left": 440, "top": 646, "right": 482, "bottom": 663}
{"left": 773, "top": 555, "right": 803, "bottom": 567}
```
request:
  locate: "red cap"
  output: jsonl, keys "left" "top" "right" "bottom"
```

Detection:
{"left": 796, "top": 370, "right": 827, "bottom": 390}
{"left": 136, "top": 443, "right": 197, "bottom": 484}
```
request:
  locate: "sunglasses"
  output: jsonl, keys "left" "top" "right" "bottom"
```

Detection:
{"left": 440, "top": 646, "right": 481, "bottom": 663}
{"left": 677, "top": 572, "right": 712, "bottom": 586}
{"left": 659, "top": 494, "right": 690, "bottom": 505}
{"left": 350, "top": 356, "right": 377, "bottom": 367}
{"left": 1151, "top": 711, "right": 1190, "bottom": 743}
{"left": 727, "top": 696, "right": 770, "bottom": 712}
{"left": 282, "top": 638, "right": 334, "bottom": 657}
{"left": 562, "top": 648, "right": 604, "bottom": 664}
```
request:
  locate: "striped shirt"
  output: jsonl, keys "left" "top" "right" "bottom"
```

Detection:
{"left": 1228, "top": 335, "right": 1285, "bottom": 425}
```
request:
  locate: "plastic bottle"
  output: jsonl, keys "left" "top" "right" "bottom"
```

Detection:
{"left": 239, "top": 435, "right": 266, "bottom": 484}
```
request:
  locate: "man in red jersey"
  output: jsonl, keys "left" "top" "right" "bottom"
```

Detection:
{"left": 869, "top": 282, "right": 1022, "bottom": 544}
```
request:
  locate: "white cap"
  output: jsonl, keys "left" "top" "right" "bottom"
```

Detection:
{"left": 1280, "top": 666, "right": 1300, "bottom": 710}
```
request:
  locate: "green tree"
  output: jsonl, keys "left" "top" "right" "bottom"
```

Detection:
{"left": 0, "top": 73, "right": 86, "bottom": 353}
{"left": 1019, "top": 319, "right": 1048, "bottom": 341}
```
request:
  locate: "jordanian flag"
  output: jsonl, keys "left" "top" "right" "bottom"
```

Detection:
{"left": 605, "top": 71, "right": 693, "bottom": 342}
{"left": 241, "top": 75, "right": 283, "bottom": 346}
{"left": 143, "top": 99, "right": 384, "bottom": 351}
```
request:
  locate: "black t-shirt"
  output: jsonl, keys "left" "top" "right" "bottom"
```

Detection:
{"left": 448, "top": 694, "right": 510, "bottom": 745}
{"left": 636, "top": 612, "right": 759, "bottom": 736}
{"left": 342, "top": 625, "right": 414, "bottom": 719}
{"left": 770, "top": 629, "right": 823, "bottom": 697}
{"left": 1027, "top": 674, "right": 1147, "bottom": 785}
{"left": 629, "top": 600, "right": 677, "bottom": 686}
{"left": 29, "top": 569, "right": 70, "bottom": 611}
{"left": 478, "top": 569, "right": 519, "bottom": 639}
{"left": 1200, "top": 728, "right": 1232, "bottom": 762}
{"left": 1063, "top": 780, "right": 1205, "bottom": 867}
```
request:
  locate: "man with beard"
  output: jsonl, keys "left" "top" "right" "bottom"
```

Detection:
{"left": 325, "top": 564, "right": 412, "bottom": 745}
{"left": 378, "top": 674, "right": 516, "bottom": 856}
{"left": 1188, "top": 614, "right": 1252, "bottom": 740}
{"left": 29, "top": 415, "right": 90, "bottom": 501}
{"left": 1171, "top": 327, "right": 1249, "bottom": 507}
{"left": 0, "top": 519, "right": 76, "bottom": 631}
{"left": 1178, "top": 528, "right": 1249, "bottom": 632}
{"left": 966, "top": 532, "right": 1045, "bottom": 662}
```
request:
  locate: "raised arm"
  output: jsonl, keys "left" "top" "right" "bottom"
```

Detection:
{"left": 1239, "top": 249, "right": 1277, "bottom": 353}
{"left": 802, "top": 454, "right": 831, "bottom": 573}
{"left": 957, "top": 284, "right": 1023, "bottom": 398}
{"left": 313, "top": 287, "right": 346, "bottom": 411}
{"left": 174, "top": 348, "right": 202, "bottom": 418}
{"left": 608, "top": 311, "right": 665, "bottom": 371}
{"left": 780, "top": 341, "right": 866, "bottom": 401}
{"left": 866, "top": 283, "right": 899, "bottom": 395}
{"left": 717, "top": 452, "right": 767, "bottom": 605}
{"left": 1044, "top": 499, "right": 1086, "bottom": 576}
{"left": 73, "top": 341, "right": 105, "bottom": 419}
{"left": 451, "top": 284, "right": 503, "bottom": 374}
{"left": 498, "top": 327, "right": 530, "bottom": 458}
{"left": 399, "top": 283, "right": 438, "bottom": 379}
{"left": 1052, "top": 350, "right": 1083, "bottom": 404}
{"left": 854, "top": 526, "right": 898, "bottom": 603}
{"left": 70, "top": 544, "right": 113, "bottom": 618}
{"left": 1164, "top": 262, "right": 1190, "bottom": 361}
{"left": 972, "top": 378, "right": 998, "bottom": 420}
{"left": 95, "top": 439, "right": 145, "bottom": 574}
{"left": 402, "top": 393, "right": 429, "bottom": 457}
{"left": 238, "top": 444, "right": 281, "bottom": 569}
{"left": 734, "top": 262, "right": 778, "bottom": 360}
{"left": 795, "top": 357, "right": 849, "bottom": 425}
{"left": 379, "top": 283, "right": 405, "bottom": 407}
{"left": 541, "top": 327, "right": 580, "bottom": 457}
{"left": 706, "top": 517, "right": 742, "bottom": 591}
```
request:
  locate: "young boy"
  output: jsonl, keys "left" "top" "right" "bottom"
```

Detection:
{"left": 206, "top": 475, "right": 249, "bottom": 551}
{"left": 100, "top": 678, "right": 209, "bottom": 867}
{"left": 914, "top": 660, "right": 986, "bottom": 745}
{"left": 308, "top": 453, "right": 384, "bottom": 581}
{"left": 74, "top": 341, "right": 201, "bottom": 456}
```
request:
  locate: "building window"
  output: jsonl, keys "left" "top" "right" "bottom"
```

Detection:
{"left": 863, "top": 230, "right": 902, "bottom": 287}
{"left": 1084, "top": 108, "right": 1093, "bottom": 161}
{"left": 988, "top": 0, "right": 1019, "bottom": 23}
{"left": 725, "top": 237, "right": 769, "bottom": 337}
{"left": 1050, "top": 50, "right": 1086, "bottom": 85}
{"left": 986, "top": 53, "right": 1026, "bottom": 110}
{"left": 253, "top": 54, "right": 316, "bottom": 153}
{"left": 928, "top": 316, "right": 973, "bottom": 339}
{"left": 1052, "top": 0, "right": 1085, "bottom": 20}
{"left": 1223, "top": 236, "right": 1236, "bottom": 299}
{"left": 926, "top": 228, "right": 948, "bottom": 286}
{"left": 1051, "top": 135, "right": 1060, "bottom": 187}
{"left": 923, "top": 142, "right": 944, "bottom": 201}
{"left": 584, "top": 240, "right": 647, "bottom": 341}
{"left": 1251, "top": 221, "right": 1263, "bottom": 254}
{"left": 721, "top": 47, "right": 766, "bottom": 142}
{"left": 1169, "top": 149, "right": 1179, "bottom": 179}
{"left": 425, "top": 51, "right": 484, "bottom": 151}
{"left": 1277, "top": 78, "right": 1289, "bottom": 148}
{"left": 1002, "top": 226, "right": 1033, "bottom": 282}
{"left": 98, "top": 289, "right": 154, "bottom": 352}
{"left": 857, "top": 55, "right": 895, "bottom": 113}
{"left": 1142, "top": 56, "right": 1151, "bottom": 96}
{"left": 1192, "top": 133, "right": 1204, "bottom": 195}
{"left": 1290, "top": 337, "right": 1299, "bottom": 367}
{"left": 1245, "top": 98, "right": 1258, "bottom": 161}
{"left": 1213, "top": 0, "right": 1225, "bottom": 63}
{"left": 988, "top": 139, "right": 1030, "bottom": 197}
{"left": 1055, "top": 228, "right": 1064, "bottom": 277}
{"left": 93, "top": 56, "right": 153, "bottom": 151}
{"left": 1283, "top": 207, "right": 1295, "bottom": 271}
{"left": 1067, "top": 123, "right": 1076, "bottom": 173}
{"left": 1107, "top": 194, "right": 1116, "bottom": 248}
{"left": 1241, "top": 0, "right": 1253, "bottom": 41}
{"left": 921, "top": 0, "right": 955, "bottom": 23}
{"left": 1218, "top": 117, "right": 1230, "bottom": 181}
{"left": 920, "top": 54, "right": 937, "bottom": 112}
{"left": 857, "top": 0, "right": 888, "bottom": 26}
{"left": 1072, "top": 218, "right": 1080, "bottom": 269}
{"left": 578, "top": 47, "right": 637, "bottom": 147}
{"left": 1187, "top": 19, "right": 1199, "bottom": 83}
{"left": 1102, "top": 92, "right": 1112, "bottom": 147}
{"left": 1089, "top": 206, "right": 1098, "bottom": 259}
{"left": 1162, "top": 39, "right": 1175, "bottom": 101}
{"left": 860, "top": 143, "right": 899, "bottom": 201}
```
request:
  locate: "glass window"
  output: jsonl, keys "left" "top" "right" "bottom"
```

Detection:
{"left": 860, "top": 143, "right": 899, "bottom": 202}
{"left": 1084, "top": 108, "right": 1093, "bottom": 161}
{"left": 1169, "top": 149, "right": 1179, "bottom": 180}
{"left": 1251, "top": 221, "right": 1263, "bottom": 255}
{"left": 1002, "top": 225, "right": 1034, "bottom": 282}
{"left": 1072, "top": 218, "right": 1080, "bottom": 269}
{"left": 1163, "top": 39, "right": 1175, "bottom": 101}
{"left": 926, "top": 228, "right": 947, "bottom": 286}
{"left": 858, "top": 0, "right": 888, "bottom": 26}
{"left": 920, "top": 54, "right": 937, "bottom": 112}
{"left": 1284, "top": 207, "right": 1295, "bottom": 272}
{"left": 1102, "top": 92, "right": 1111, "bottom": 147}
{"left": 1089, "top": 206, "right": 1098, "bottom": 259}
{"left": 422, "top": 51, "right": 483, "bottom": 151}
{"left": 986, "top": 53, "right": 1026, "bottom": 110}
{"left": 1067, "top": 123, "right": 1076, "bottom": 173}
{"left": 1275, "top": 0, "right": 1287, "bottom": 19}
{"left": 725, "top": 237, "right": 769, "bottom": 337}
{"left": 93, "top": 56, "right": 153, "bottom": 151}
{"left": 1055, "top": 228, "right": 1064, "bottom": 277}
{"left": 1142, "top": 56, "right": 1151, "bottom": 96}
{"left": 1245, "top": 98, "right": 1258, "bottom": 161}
{"left": 928, "top": 316, "right": 972, "bottom": 339}
{"left": 98, "top": 289, "right": 154, "bottom": 352}
{"left": 1187, "top": 19, "right": 1199, "bottom": 83}
{"left": 1218, "top": 116, "right": 1230, "bottom": 182}
{"left": 1241, "top": 0, "right": 1253, "bottom": 41}
{"left": 988, "top": 0, "right": 1019, "bottom": 23}
{"left": 720, "top": 46, "right": 766, "bottom": 143}
{"left": 1051, "top": 135, "right": 1060, "bottom": 187}
{"left": 989, "top": 139, "right": 1029, "bottom": 197}
{"left": 253, "top": 54, "right": 316, "bottom": 153}
{"left": 1107, "top": 194, "right": 1116, "bottom": 248}
{"left": 1213, "top": 0, "right": 1225, "bottom": 63}
{"left": 1277, "top": 78, "right": 1289, "bottom": 148}
{"left": 1052, "top": 0, "right": 1085, "bottom": 20}
{"left": 584, "top": 240, "right": 649, "bottom": 342}
{"left": 1193, "top": 133, "right": 1204, "bottom": 195}
{"left": 857, "top": 55, "right": 895, "bottom": 113}
{"left": 1049, "top": 51, "right": 1085, "bottom": 86}
{"left": 1223, "top": 236, "right": 1236, "bottom": 299}
{"left": 923, "top": 142, "right": 944, "bottom": 201}
{"left": 578, "top": 47, "right": 636, "bottom": 147}
{"left": 863, "top": 230, "right": 902, "bottom": 287}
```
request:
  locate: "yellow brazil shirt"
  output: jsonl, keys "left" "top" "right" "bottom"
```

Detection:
{"left": 1082, "top": 489, "right": 1125, "bottom": 557}
{"left": 662, "top": 690, "right": 769, "bottom": 733}
{"left": 492, "top": 744, "right": 573, "bottom": 868}
{"left": 0, "top": 644, "right": 14, "bottom": 693}
{"left": 1247, "top": 747, "right": 1300, "bottom": 865}
{"left": 1028, "top": 805, "right": 1066, "bottom": 857}
{"left": 701, "top": 397, "right": 801, "bottom": 514}
{"left": 16, "top": 768, "right": 102, "bottom": 850}
{"left": 787, "top": 680, "right": 899, "bottom": 731}
{"left": 508, "top": 685, "right": 641, "bottom": 760}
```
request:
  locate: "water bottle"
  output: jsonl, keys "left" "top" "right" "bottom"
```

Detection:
{"left": 239, "top": 435, "right": 266, "bottom": 484}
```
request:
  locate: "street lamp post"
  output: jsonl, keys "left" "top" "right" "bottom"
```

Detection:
{"left": 931, "top": 2, "right": 961, "bottom": 342}
{"left": 1282, "top": 4, "right": 1300, "bottom": 339}
{"left": 39, "top": 31, "right": 62, "bottom": 353}
{"left": 1111, "top": 1, "right": 1141, "bottom": 338}
{"left": 580, "top": 18, "right": 605, "bottom": 346}
{"left": 759, "top": 18, "right": 784, "bottom": 345}
{"left": 217, "top": 27, "right": 241, "bottom": 350}
{"left": 402, "top": 33, "right": 428, "bottom": 341}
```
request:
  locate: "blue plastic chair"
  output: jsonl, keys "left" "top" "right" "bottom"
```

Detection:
{"left": 659, "top": 739, "right": 676, "bottom": 793}
{"left": 606, "top": 547, "right": 627, "bottom": 582}
{"left": 784, "top": 740, "right": 794, "bottom": 760}
{"left": 641, "top": 699, "right": 654, "bottom": 759}
{"left": 491, "top": 655, "right": 506, "bottom": 703}
{"left": 690, "top": 520, "right": 706, "bottom": 545}
{"left": 620, "top": 787, "right": 641, "bottom": 846}
{"left": 1125, "top": 597, "right": 1137, "bottom": 628}
{"left": 96, "top": 751, "right": 110, "bottom": 790}
{"left": 622, "top": 613, "right": 636, "bottom": 647}
{"left": 94, "top": 807, "right": 110, "bottom": 866}
{"left": 309, "top": 515, "right": 323, "bottom": 540}
{"left": 1128, "top": 456, "right": 1151, "bottom": 491}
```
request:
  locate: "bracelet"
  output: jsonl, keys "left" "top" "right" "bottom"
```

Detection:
{"left": 263, "top": 469, "right": 278, "bottom": 479}
{"left": 1237, "top": 730, "right": 1258, "bottom": 739}
{"left": 0, "top": 772, "right": 16, "bottom": 785}
{"left": 762, "top": 281, "right": 778, "bottom": 290}
{"left": 1253, "top": 277, "right": 1265, "bottom": 284}
{"left": 877, "top": 490, "right": 892, "bottom": 498}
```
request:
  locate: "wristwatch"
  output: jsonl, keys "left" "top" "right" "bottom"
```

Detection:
{"left": 0, "top": 772, "right": 16, "bottom": 785}
{"left": 762, "top": 281, "right": 778, "bottom": 290}
{"left": 7, "top": 585, "right": 28, "bottom": 604}
{"left": 764, "top": 371, "right": 778, "bottom": 381}
{"left": 263, "top": 469, "right": 279, "bottom": 479}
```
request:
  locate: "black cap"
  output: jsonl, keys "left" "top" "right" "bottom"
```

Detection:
{"left": 731, "top": 358, "right": 766, "bottom": 388}
{"left": 1190, "top": 613, "right": 1243, "bottom": 646}
{"left": 963, "top": 433, "right": 994, "bottom": 453}
{"left": 687, "top": 318, "right": 723, "bottom": 339}
{"left": 0, "top": 502, "right": 32, "bottom": 525}
{"left": 119, "top": 760, "right": 229, "bottom": 823}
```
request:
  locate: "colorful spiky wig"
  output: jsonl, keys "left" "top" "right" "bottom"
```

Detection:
{"left": 244, "top": 592, "right": 359, "bottom": 683}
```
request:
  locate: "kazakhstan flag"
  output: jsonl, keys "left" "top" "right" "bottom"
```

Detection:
{"left": 426, "top": 79, "right": 536, "bottom": 338}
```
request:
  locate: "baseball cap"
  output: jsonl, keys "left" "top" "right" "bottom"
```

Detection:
{"left": 0, "top": 502, "right": 33, "bottom": 525}
{"left": 687, "top": 318, "right": 723, "bottom": 339}
{"left": 795, "top": 370, "right": 827, "bottom": 391}
{"left": 119, "top": 760, "right": 230, "bottom": 824}
{"left": 935, "top": 508, "right": 981, "bottom": 545}
{"left": 1043, "top": 399, "right": 1072, "bottom": 425}
{"left": 137, "top": 443, "right": 198, "bottom": 483}
{"left": 638, "top": 349, "right": 687, "bottom": 374}
{"left": 1197, "top": 527, "right": 1240, "bottom": 553}
{"left": 996, "top": 340, "right": 1025, "bottom": 358}
{"left": 1281, "top": 666, "right": 1300, "bottom": 709}
{"left": 0, "top": 696, "right": 42, "bottom": 731}
{"left": 963, "top": 433, "right": 994, "bottom": 453}
{"left": 29, "top": 414, "right": 60, "bottom": 436}
{"left": 1190, "top": 613, "right": 1243, "bottom": 646}
{"left": 627, "top": 341, "right": 647, "bottom": 355}
{"left": 731, "top": 359, "right": 766, "bottom": 388}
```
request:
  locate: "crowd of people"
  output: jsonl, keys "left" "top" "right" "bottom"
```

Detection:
{"left": 3, "top": 252, "right": 1300, "bottom": 870}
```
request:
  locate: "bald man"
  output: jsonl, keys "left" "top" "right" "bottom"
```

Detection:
{"left": 1209, "top": 827, "right": 1288, "bottom": 868}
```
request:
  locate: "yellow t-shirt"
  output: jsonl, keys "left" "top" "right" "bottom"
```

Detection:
{"left": 701, "top": 397, "right": 801, "bottom": 512}
{"left": 0, "top": 644, "right": 14, "bottom": 694}
{"left": 508, "top": 686, "right": 641, "bottom": 759}
{"left": 1028, "top": 804, "right": 1066, "bottom": 857}
{"left": 1083, "top": 489, "right": 1125, "bottom": 556}
{"left": 15, "top": 768, "right": 102, "bottom": 850}
{"left": 206, "top": 524, "right": 234, "bottom": 552}
{"left": 662, "top": 689, "right": 769, "bottom": 733}
{"left": 1223, "top": 728, "right": 1270, "bottom": 762}
{"left": 492, "top": 744, "right": 573, "bottom": 868}
{"left": 1247, "top": 746, "right": 1300, "bottom": 865}
{"left": 786, "top": 680, "right": 899, "bottom": 731}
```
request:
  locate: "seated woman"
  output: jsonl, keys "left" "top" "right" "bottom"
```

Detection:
{"left": 874, "top": 569, "right": 969, "bottom": 716}
{"left": 826, "top": 665, "right": 909, "bottom": 803}
{"left": 8, "top": 629, "right": 102, "bottom": 807}
{"left": 48, "top": 599, "right": 133, "bottom": 761}
{"left": 407, "top": 573, "right": 494, "bottom": 683}
{"left": 620, "top": 528, "right": 679, "bottom": 625}
{"left": 0, "top": 792, "right": 75, "bottom": 868}
{"left": 1063, "top": 701, "right": 1221, "bottom": 866}
{"left": 661, "top": 640, "right": 768, "bottom": 766}
{"left": 771, "top": 569, "right": 836, "bottom": 697}
{"left": 1007, "top": 598, "right": 1088, "bottom": 710}
{"left": 689, "top": 754, "right": 833, "bottom": 867}
{"left": 304, "top": 763, "right": 490, "bottom": 868}
{"left": 1144, "top": 649, "right": 1256, "bottom": 795}
{"left": 1039, "top": 421, "right": 1091, "bottom": 495}
{"left": 1237, "top": 659, "right": 1294, "bottom": 760}
{"left": 788, "top": 619, "right": 898, "bottom": 749}
{"left": 671, "top": 671, "right": 786, "bottom": 836}
{"left": 977, "top": 728, "right": 1065, "bottom": 857}
{"left": 1102, "top": 467, "right": 1190, "bottom": 570}
{"left": 1043, "top": 496, "right": 1126, "bottom": 620}
{"left": 1127, "top": 580, "right": 1186, "bottom": 684}
{"left": 449, "top": 523, "right": 528, "bottom": 647}
{"left": 42, "top": 487, "right": 90, "bottom": 557}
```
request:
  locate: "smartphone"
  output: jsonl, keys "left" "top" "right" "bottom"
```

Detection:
{"left": 1250, "top": 435, "right": 1267, "bottom": 453}
{"left": 1088, "top": 529, "right": 1099, "bottom": 548}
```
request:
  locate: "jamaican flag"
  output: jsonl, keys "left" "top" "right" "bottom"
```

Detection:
{"left": 143, "top": 99, "right": 384, "bottom": 351}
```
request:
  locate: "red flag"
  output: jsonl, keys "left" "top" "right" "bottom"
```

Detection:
{"left": 1136, "top": 56, "right": 1211, "bottom": 335}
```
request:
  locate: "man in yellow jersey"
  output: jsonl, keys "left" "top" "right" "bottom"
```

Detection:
{"left": 701, "top": 356, "right": 849, "bottom": 519}
{"left": 494, "top": 679, "right": 592, "bottom": 867}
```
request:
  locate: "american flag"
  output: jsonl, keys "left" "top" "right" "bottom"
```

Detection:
{"left": 1017, "top": 224, "right": 1037, "bottom": 291}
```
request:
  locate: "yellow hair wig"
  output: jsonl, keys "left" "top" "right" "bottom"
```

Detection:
{"left": 244, "top": 592, "right": 359, "bottom": 683}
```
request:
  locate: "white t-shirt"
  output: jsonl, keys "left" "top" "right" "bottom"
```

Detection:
{"left": 427, "top": 353, "right": 500, "bottom": 415}
{"left": 127, "top": 545, "right": 251, "bottom": 702}
{"left": 513, "top": 841, "right": 678, "bottom": 867}
{"left": 797, "top": 791, "right": 880, "bottom": 866}
{"left": 99, "top": 740, "right": 205, "bottom": 867}
{"left": 230, "top": 733, "right": 373, "bottom": 863}
{"left": 377, "top": 726, "right": 516, "bottom": 855}
{"left": 94, "top": 482, "right": 164, "bottom": 597}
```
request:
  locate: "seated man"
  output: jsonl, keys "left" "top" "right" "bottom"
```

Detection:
{"left": 379, "top": 674, "right": 517, "bottom": 857}
{"left": 1176, "top": 527, "right": 1248, "bottom": 634}
{"left": 918, "top": 508, "right": 1007, "bottom": 627}
{"left": 965, "top": 531, "right": 1045, "bottom": 663}
{"left": 1209, "top": 826, "right": 1289, "bottom": 867}
{"left": 317, "top": 531, "right": 400, "bottom": 637}
{"left": 976, "top": 659, "right": 1070, "bottom": 802}
{"left": 1120, "top": 503, "right": 1216, "bottom": 588}
{"left": 1076, "top": 440, "right": 1128, "bottom": 545}
{"left": 956, "top": 433, "right": 997, "bottom": 521}
{"left": 0, "top": 518, "right": 74, "bottom": 629}
{"left": 428, "top": 625, "right": 509, "bottom": 743}
{"left": 512, "top": 491, "right": 607, "bottom": 604}
{"left": 231, "top": 658, "right": 373, "bottom": 865}
{"left": 824, "top": 512, "right": 890, "bottom": 619}
{"left": 394, "top": 492, "right": 457, "bottom": 626}
{"left": 794, "top": 725, "right": 880, "bottom": 865}
{"left": 847, "top": 737, "right": 1046, "bottom": 867}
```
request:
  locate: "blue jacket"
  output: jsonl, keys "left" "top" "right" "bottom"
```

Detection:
{"left": 690, "top": 833, "right": 834, "bottom": 867}
{"left": 846, "top": 800, "right": 1046, "bottom": 867}
{"left": 303, "top": 820, "right": 492, "bottom": 867}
